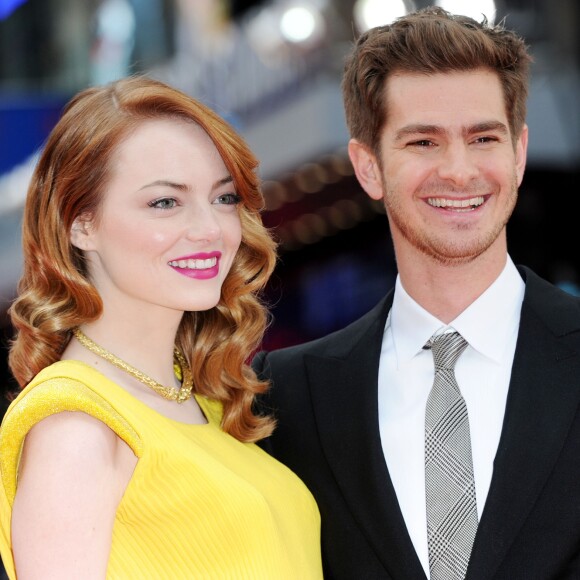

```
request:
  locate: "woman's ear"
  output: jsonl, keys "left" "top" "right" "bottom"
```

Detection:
{"left": 70, "top": 214, "right": 95, "bottom": 251}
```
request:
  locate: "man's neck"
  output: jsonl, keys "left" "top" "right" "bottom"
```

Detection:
{"left": 396, "top": 247, "right": 508, "bottom": 324}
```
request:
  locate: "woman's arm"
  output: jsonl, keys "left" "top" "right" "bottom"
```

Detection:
{"left": 11, "top": 411, "right": 137, "bottom": 579}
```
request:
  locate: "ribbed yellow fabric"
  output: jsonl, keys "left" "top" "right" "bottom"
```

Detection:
{"left": 0, "top": 360, "right": 322, "bottom": 579}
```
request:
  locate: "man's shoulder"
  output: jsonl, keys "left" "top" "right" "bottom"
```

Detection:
{"left": 517, "top": 265, "right": 580, "bottom": 339}
{"left": 257, "top": 293, "right": 392, "bottom": 368}
{"left": 519, "top": 265, "right": 580, "bottom": 310}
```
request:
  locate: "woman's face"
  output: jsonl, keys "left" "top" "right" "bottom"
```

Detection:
{"left": 71, "top": 118, "right": 243, "bottom": 319}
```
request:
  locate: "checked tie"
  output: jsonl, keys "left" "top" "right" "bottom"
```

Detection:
{"left": 424, "top": 332, "right": 478, "bottom": 580}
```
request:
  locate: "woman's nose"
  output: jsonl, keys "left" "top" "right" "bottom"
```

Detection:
{"left": 184, "top": 204, "right": 222, "bottom": 244}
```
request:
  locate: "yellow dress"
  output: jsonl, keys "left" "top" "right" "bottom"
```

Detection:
{"left": 0, "top": 361, "right": 322, "bottom": 579}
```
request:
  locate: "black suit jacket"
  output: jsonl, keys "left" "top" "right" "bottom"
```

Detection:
{"left": 253, "top": 267, "right": 580, "bottom": 579}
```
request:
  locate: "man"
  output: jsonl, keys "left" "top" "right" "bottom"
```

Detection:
{"left": 253, "top": 7, "right": 580, "bottom": 580}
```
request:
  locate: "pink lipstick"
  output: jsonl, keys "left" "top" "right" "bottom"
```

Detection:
{"left": 168, "top": 251, "right": 221, "bottom": 280}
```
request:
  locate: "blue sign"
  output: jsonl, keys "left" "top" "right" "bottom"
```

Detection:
{"left": 0, "top": 0, "right": 28, "bottom": 20}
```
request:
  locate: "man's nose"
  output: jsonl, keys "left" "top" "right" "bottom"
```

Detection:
{"left": 436, "top": 143, "right": 479, "bottom": 187}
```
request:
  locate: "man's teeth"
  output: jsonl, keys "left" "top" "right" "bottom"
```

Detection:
{"left": 428, "top": 196, "right": 484, "bottom": 210}
{"left": 169, "top": 257, "right": 217, "bottom": 269}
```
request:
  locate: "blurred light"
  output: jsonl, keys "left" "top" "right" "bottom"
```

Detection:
{"left": 295, "top": 163, "right": 324, "bottom": 194}
{"left": 245, "top": 0, "right": 326, "bottom": 63}
{"left": 262, "top": 180, "right": 287, "bottom": 211}
{"left": 302, "top": 212, "right": 327, "bottom": 238}
{"left": 353, "top": 0, "right": 411, "bottom": 32}
{"left": 292, "top": 220, "right": 317, "bottom": 244}
{"left": 435, "top": 0, "right": 496, "bottom": 24}
{"left": 96, "top": 0, "right": 135, "bottom": 44}
{"left": 245, "top": 6, "right": 287, "bottom": 64}
{"left": 90, "top": 0, "right": 136, "bottom": 84}
{"left": 280, "top": 5, "right": 318, "bottom": 43}
{"left": 327, "top": 204, "right": 347, "bottom": 229}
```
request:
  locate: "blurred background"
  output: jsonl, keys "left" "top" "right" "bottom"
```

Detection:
{"left": 0, "top": 0, "right": 579, "bottom": 416}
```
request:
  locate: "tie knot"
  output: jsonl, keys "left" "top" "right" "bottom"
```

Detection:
{"left": 425, "top": 332, "right": 468, "bottom": 370}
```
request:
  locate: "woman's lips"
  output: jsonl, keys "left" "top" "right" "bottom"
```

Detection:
{"left": 168, "top": 252, "right": 221, "bottom": 279}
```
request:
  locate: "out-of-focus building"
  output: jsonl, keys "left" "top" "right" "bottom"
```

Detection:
{"left": 0, "top": 0, "right": 579, "bottom": 346}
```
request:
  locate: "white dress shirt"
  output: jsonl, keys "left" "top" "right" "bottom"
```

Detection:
{"left": 377, "top": 257, "right": 525, "bottom": 577}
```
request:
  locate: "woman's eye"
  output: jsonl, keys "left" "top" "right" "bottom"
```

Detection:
{"left": 148, "top": 197, "right": 177, "bottom": 210}
{"left": 214, "top": 193, "right": 242, "bottom": 205}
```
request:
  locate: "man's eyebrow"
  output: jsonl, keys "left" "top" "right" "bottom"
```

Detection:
{"left": 394, "top": 124, "right": 445, "bottom": 141}
{"left": 394, "top": 121, "right": 509, "bottom": 141}
{"left": 465, "top": 121, "right": 509, "bottom": 136}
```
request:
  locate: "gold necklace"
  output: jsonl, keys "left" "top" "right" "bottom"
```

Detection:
{"left": 72, "top": 328, "right": 194, "bottom": 403}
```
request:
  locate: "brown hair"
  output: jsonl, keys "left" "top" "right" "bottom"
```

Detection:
{"left": 9, "top": 75, "right": 277, "bottom": 442}
{"left": 342, "top": 6, "right": 533, "bottom": 153}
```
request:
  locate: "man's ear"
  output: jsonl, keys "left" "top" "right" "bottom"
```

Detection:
{"left": 70, "top": 214, "right": 95, "bottom": 251}
{"left": 347, "top": 139, "right": 384, "bottom": 201}
{"left": 515, "top": 124, "right": 528, "bottom": 187}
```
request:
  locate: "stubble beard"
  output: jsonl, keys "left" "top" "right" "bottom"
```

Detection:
{"left": 383, "top": 175, "right": 519, "bottom": 267}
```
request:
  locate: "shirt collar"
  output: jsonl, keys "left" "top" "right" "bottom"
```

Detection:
{"left": 390, "top": 257, "right": 525, "bottom": 366}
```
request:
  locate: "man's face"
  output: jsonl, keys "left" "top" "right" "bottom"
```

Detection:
{"left": 352, "top": 69, "right": 527, "bottom": 266}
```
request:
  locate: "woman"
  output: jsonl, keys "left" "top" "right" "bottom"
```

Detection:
{"left": 0, "top": 75, "right": 322, "bottom": 578}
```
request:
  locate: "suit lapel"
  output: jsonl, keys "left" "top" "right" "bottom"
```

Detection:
{"left": 305, "top": 295, "right": 427, "bottom": 580}
{"left": 468, "top": 268, "right": 580, "bottom": 578}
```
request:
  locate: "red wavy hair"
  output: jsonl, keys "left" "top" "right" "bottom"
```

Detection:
{"left": 9, "top": 75, "right": 277, "bottom": 442}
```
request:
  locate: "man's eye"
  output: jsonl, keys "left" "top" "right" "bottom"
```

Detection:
{"left": 214, "top": 193, "right": 242, "bottom": 205}
{"left": 411, "top": 140, "right": 434, "bottom": 147}
{"left": 148, "top": 198, "right": 177, "bottom": 209}
{"left": 474, "top": 136, "right": 497, "bottom": 144}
